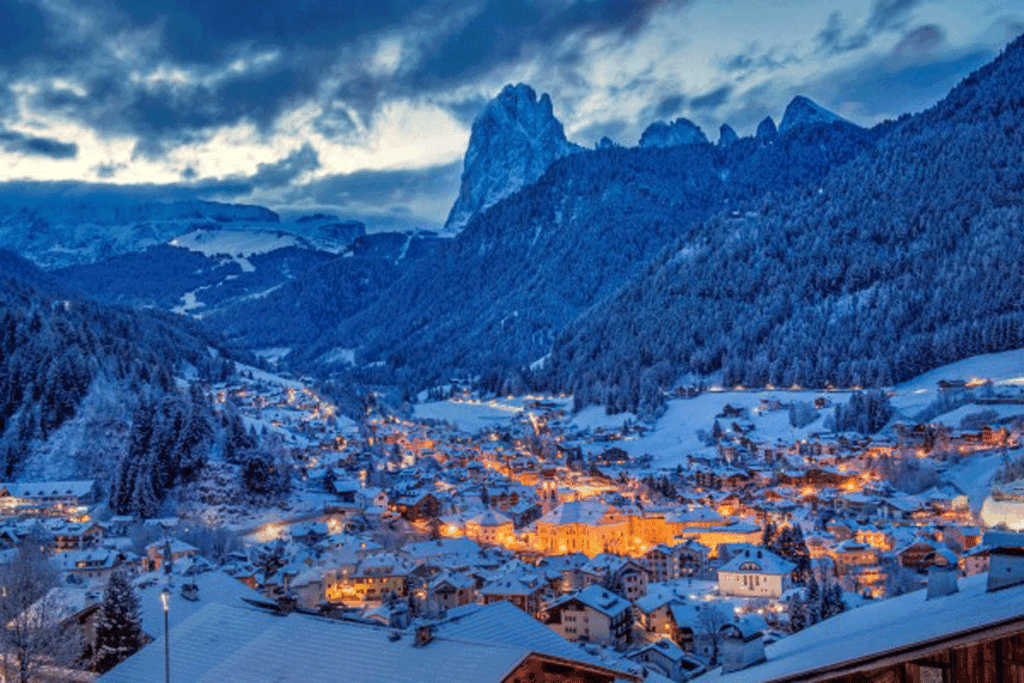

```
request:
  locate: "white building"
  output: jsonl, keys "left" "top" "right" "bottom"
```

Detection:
{"left": 717, "top": 547, "right": 794, "bottom": 598}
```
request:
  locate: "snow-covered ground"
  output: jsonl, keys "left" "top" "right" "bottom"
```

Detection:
{"left": 590, "top": 390, "right": 850, "bottom": 467}
{"left": 170, "top": 228, "right": 307, "bottom": 260}
{"left": 889, "top": 348, "right": 1024, "bottom": 416}
{"left": 944, "top": 450, "right": 1010, "bottom": 512}
{"left": 413, "top": 396, "right": 571, "bottom": 434}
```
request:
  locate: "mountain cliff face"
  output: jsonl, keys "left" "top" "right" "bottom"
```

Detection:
{"left": 442, "top": 83, "right": 581, "bottom": 234}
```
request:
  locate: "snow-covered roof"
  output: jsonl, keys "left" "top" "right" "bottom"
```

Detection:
{"left": 0, "top": 479, "right": 94, "bottom": 498}
{"left": 100, "top": 602, "right": 626, "bottom": 683}
{"left": 435, "top": 600, "right": 613, "bottom": 668}
{"left": 468, "top": 509, "right": 513, "bottom": 527}
{"left": 694, "top": 573, "right": 1024, "bottom": 683}
{"left": 134, "top": 570, "right": 265, "bottom": 639}
{"left": 549, "top": 584, "right": 630, "bottom": 617}
{"left": 538, "top": 500, "right": 608, "bottom": 526}
{"left": 719, "top": 548, "right": 795, "bottom": 576}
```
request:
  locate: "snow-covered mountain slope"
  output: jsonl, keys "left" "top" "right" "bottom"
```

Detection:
{"left": 442, "top": 83, "right": 581, "bottom": 234}
{"left": 0, "top": 198, "right": 279, "bottom": 269}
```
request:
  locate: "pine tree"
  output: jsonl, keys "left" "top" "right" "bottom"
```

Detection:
{"left": 787, "top": 595, "right": 807, "bottom": 633}
{"left": 805, "top": 576, "right": 821, "bottom": 626}
{"left": 92, "top": 571, "right": 143, "bottom": 673}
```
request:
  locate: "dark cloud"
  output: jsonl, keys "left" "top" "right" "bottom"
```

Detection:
{"left": 108, "top": 0, "right": 415, "bottom": 65}
{"left": 653, "top": 95, "right": 686, "bottom": 119}
{"left": 689, "top": 85, "right": 733, "bottom": 111}
{"left": 442, "top": 95, "right": 493, "bottom": 126}
{"left": 295, "top": 160, "right": 462, "bottom": 210}
{"left": 570, "top": 119, "right": 630, "bottom": 147}
{"left": 807, "top": 47, "right": 994, "bottom": 119}
{"left": 92, "top": 162, "right": 128, "bottom": 178}
{"left": 865, "top": 0, "right": 924, "bottom": 33}
{"left": 723, "top": 45, "right": 802, "bottom": 75}
{"left": 816, "top": 12, "right": 870, "bottom": 55}
{"left": 0, "top": 129, "right": 78, "bottom": 159}
{"left": 407, "top": 0, "right": 680, "bottom": 89}
{"left": 890, "top": 24, "right": 946, "bottom": 60}
{"left": 816, "top": 0, "right": 925, "bottom": 58}
{"left": 249, "top": 144, "right": 321, "bottom": 189}
{"left": 37, "top": 61, "right": 322, "bottom": 153}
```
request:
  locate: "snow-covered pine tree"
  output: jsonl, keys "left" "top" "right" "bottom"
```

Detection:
{"left": 805, "top": 576, "right": 821, "bottom": 626}
{"left": 92, "top": 571, "right": 143, "bottom": 673}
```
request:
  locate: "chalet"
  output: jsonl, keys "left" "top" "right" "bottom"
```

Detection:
{"left": 896, "top": 538, "right": 958, "bottom": 572}
{"left": 464, "top": 508, "right": 515, "bottom": 546}
{"left": 52, "top": 522, "right": 104, "bottom": 553}
{"left": 427, "top": 572, "right": 477, "bottom": 612}
{"left": 393, "top": 492, "right": 442, "bottom": 521}
{"left": 628, "top": 639, "right": 707, "bottom": 682}
{"left": 718, "top": 547, "right": 794, "bottom": 598}
{"left": 545, "top": 584, "right": 633, "bottom": 648}
{"left": 830, "top": 539, "right": 878, "bottom": 576}
{"left": 693, "top": 547, "right": 1024, "bottom": 683}
{"left": 0, "top": 479, "right": 95, "bottom": 517}
{"left": 576, "top": 554, "right": 649, "bottom": 601}
{"left": 289, "top": 522, "right": 329, "bottom": 545}
{"left": 479, "top": 576, "right": 545, "bottom": 618}
{"left": 144, "top": 538, "right": 199, "bottom": 572}
{"left": 327, "top": 554, "right": 411, "bottom": 603}
{"left": 642, "top": 542, "right": 704, "bottom": 582}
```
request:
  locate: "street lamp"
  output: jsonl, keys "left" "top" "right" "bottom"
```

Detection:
{"left": 161, "top": 587, "right": 171, "bottom": 683}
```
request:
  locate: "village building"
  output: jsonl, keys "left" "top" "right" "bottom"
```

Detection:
{"left": 693, "top": 546, "right": 1024, "bottom": 683}
{"left": 545, "top": 584, "right": 633, "bottom": 648}
{"left": 717, "top": 547, "right": 794, "bottom": 598}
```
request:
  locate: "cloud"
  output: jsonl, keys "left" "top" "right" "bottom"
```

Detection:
{"left": 92, "top": 162, "right": 128, "bottom": 178}
{"left": 249, "top": 143, "right": 321, "bottom": 189}
{"left": 296, "top": 160, "right": 462, "bottom": 210}
{"left": 805, "top": 47, "right": 994, "bottom": 120}
{"left": 890, "top": 24, "right": 946, "bottom": 60}
{"left": 405, "top": 0, "right": 681, "bottom": 90}
{"left": 653, "top": 95, "right": 686, "bottom": 118}
{"left": 689, "top": 85, "right": 733, "bottom": 111}
{"left": 815, "top": 12, "right": 870, "bottom": 55}
{"left": 865, "top": 0, "right": 924, "bottom": 33}
{"left": 0, "top": 130, "right": 78, "bottom": 159}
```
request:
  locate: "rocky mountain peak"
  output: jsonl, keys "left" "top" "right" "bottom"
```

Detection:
{"left": 442, "top": 83, "right": 579, "bottom": 234}
{"left": 638, "top": 117, "right": 709, "bottom": 148}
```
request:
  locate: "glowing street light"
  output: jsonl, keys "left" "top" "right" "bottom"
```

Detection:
{"left": 161, "top": 587, "right": 171, "bottom": 683}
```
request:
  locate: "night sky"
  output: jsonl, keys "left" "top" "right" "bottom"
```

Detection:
{"left": 0, "top": 0, "right": 1020, "bottom": 228}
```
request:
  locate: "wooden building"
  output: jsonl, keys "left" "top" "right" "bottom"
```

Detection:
{"left": 693, "top": 546, "right": 1024, "bottom": 683}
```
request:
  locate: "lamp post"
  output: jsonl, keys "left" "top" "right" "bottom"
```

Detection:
{"left": 160, "top": 587, "right": 171, "bottom": 683}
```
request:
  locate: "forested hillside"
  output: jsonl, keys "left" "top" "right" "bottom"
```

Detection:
{"left": 546, "top": 35, "right": 1024, "bottom": 414}
{"left": 0, "top": 252, "right": 262, "bottom": 516}
{"left": 300, "top": 109, "right": 878, "bottom": 390}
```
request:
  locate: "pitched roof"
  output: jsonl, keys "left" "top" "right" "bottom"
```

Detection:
{"left": 101, "top": 602, "right": 630, "bottom": 683}
{"left": 549, "top": 585, "right": 630, "bottom": 617}
{"left": 694, "top": 573, "right": 1024, "bottom": 683}
{"left": 719, "top": 548, "right": 795, "bottom": 576}
{"left": 539, "top": 500, "right": 608, "bottom": 526}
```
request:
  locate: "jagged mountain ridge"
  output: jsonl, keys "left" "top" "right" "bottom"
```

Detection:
{"left": 545, "top": 33, "right": 1024, "bottom": 414}
{"left": 295, "top": 101, "right": 877, "bottom": 387}
{"left": 443, "top": 83, "right": 582, "bottom": 233}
